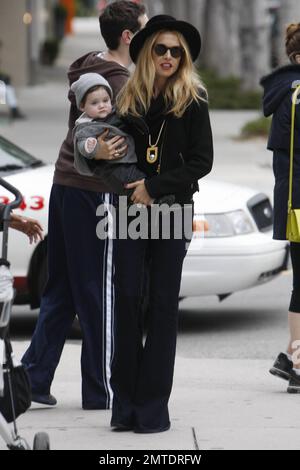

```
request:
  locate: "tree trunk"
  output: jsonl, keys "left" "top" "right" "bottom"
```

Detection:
{"left": 201, "top": 0, "right": 241, "bottom": 77}
{"left": 185, "top": 0, "right": 206, "bottom": 32}
{"left": 239, "top": 0, "right": 271, "bottom": 90}
{"left": 143, "top": 0, "right": 164, "bottom": 17}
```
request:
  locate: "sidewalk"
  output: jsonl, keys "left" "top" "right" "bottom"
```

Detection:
{"left": 1, "top": 342, "right": 297, "bottom": 451}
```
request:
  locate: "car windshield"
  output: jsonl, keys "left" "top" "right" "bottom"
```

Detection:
{"left": 0, "top": 135, "right": 43, "bottom": 173}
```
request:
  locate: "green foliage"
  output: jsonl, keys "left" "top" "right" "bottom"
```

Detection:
{"left": 199, "top": 68, "right": 262, "bottom": 110}
{"left": 75, "top": 0, "right": 96, "bottom": 17}
{"left": 54, "top": 3, "right": 68, "bottom": 19}
{"left": 240, "top": 116, "right": 271, "bottom": 139}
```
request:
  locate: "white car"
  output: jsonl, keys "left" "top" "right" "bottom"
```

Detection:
{"left": 181, "top": 181, "right": 288, "bottom": 299}
{"left": 0, "top": 135, "right": 288, "bottom": 307}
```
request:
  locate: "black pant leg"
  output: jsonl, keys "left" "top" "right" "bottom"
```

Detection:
{"left": 22, "top": 186, "right": 116, "bottom": 409}
{"left": 111, "top": 236, "right": 147, "bottom": 425}
{"left": 63, "top": 189, "right": 116, "bottom": 409}
{"left": 290, "top": 242, "right": 300, "bottom": 312}
{"left": 134, "top": 235, "right": 188, "bottom": 431}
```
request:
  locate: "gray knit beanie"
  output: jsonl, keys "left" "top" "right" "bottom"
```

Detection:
{"left": 71, "top": 73, "right": 113, "bottom": 109}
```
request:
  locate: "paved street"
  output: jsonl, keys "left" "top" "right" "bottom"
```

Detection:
{"left": 0, "top": 19, "right": 297, "bottom": 451}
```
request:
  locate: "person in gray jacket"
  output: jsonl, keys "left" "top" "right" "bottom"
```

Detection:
{"left": 72, "top": 73, "right": 174, "bottom": 203}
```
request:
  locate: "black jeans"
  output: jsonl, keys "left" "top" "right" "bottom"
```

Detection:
{"left": 290, "top": 242, "right": 300, "bottom": 312}
{"left": 111, "top": 210, "right": 191, "bottom": 431}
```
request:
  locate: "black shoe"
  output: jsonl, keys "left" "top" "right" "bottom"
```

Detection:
{"left": 31, "top": 393, "right": 57, "bottom": 406}
{"left": 111, "top": 421, "right": 133, "bottom": 432}
{"left": 269, "top": 353, "right": 293, "bottom": 381}
{"left": 287, "top": 371, "right": 300, "bottom": 393}
{"left": 82, "top": 404, "right": 107, "bottom": 410}
{"left": 134, "top": 423, "right": 171, "bottom": 434}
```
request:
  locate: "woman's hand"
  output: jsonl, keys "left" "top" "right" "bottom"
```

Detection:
{"left": 126, "top": 179, "right": 154, "bottom": 206}
{"left": 10, "top": 214, "right": 44, "bottom": 244}
{"left": 95, "top": 129, "right": 128, "bottom": 161}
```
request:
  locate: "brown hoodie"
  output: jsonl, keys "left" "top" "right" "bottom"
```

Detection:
{"left": 53, "top": 52, "right": 129, "bottom": 192}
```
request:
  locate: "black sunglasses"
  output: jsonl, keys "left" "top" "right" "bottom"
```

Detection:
{"left": 153, "top": 43, "right": 184, "bottom": 59}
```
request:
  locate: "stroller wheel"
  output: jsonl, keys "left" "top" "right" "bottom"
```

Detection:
{"left": 33, "top": 432, "right": 50, "bottom": 450}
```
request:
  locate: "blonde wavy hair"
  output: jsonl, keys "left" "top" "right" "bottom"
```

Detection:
{"left": 117, "top": 30, "right": 207, "bottom": 118}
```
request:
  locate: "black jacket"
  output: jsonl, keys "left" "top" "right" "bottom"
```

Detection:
{"left": 261, "top": 64, "right": 300, "bottom": 151}
{"left": 261, "top": 64, "right": 300, "bottom": 240}
{"left": 124, "top": 97, "right": 213, "bottom": 204}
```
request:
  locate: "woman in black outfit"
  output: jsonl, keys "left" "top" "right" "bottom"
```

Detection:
{"left": 261, "top": 23, "right": 300, "bottom": 393}
{"left": 110, "top": 15, "right": 213, "bottom": 433}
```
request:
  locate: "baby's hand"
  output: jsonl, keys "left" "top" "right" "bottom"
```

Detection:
{"left": 85, "top": 137, "right": 98, "bottom": 154}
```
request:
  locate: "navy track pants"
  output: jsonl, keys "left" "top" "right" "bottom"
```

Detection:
{"left": 22, "top": 184, "right": 115, "bottom": 409}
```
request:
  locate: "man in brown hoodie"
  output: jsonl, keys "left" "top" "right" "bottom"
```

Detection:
{"left": 21, "top": 1, "right": 148, "bottom": 410}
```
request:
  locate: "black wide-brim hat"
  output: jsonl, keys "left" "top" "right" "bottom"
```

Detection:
{"left": 130, "top": 15, "right": 201, "bottom": 64}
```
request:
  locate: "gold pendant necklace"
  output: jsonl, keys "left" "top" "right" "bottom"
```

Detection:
{"left": 146, "top": 119, "right": 166, "bottom": 164}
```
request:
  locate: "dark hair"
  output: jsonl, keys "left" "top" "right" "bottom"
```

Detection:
{"left": 81, "top": 85, "right": 110, "bottom": 107}
{"left": 99, "top": 1, "right": 146, "bottom": 50}
{"left": 286, "top": 23, "right": 300, "bottom": 63}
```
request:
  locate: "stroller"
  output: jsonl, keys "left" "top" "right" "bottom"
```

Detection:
{"left": 0, "top": 177, "right": 50, "bottom": 450}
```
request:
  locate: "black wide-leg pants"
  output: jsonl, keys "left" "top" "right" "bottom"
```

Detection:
{"left": 111, "top": 216, "right": 189, "bottom": 431}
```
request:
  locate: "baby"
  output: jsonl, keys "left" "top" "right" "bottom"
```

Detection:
{"left": 71, "top": 73, "right": 174, "bottom": 204}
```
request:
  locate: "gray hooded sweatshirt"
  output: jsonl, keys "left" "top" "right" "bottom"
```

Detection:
{"left": 73, "top": 110, "right": 137, "bottom": 177}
